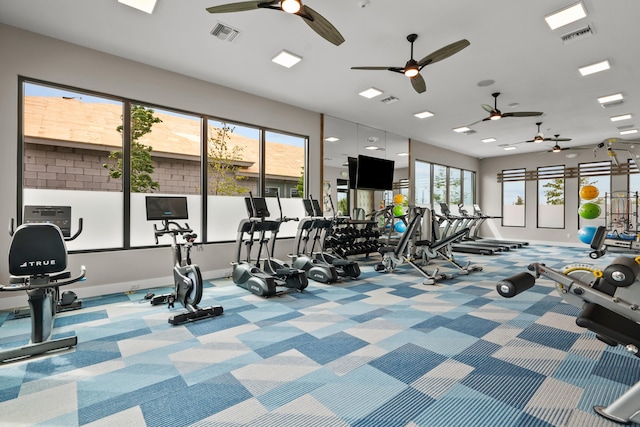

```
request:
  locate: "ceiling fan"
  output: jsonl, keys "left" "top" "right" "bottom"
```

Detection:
{"left": 206, "top": 1, "right": 345, "bottom": 46}
{"left": 524, "top": 122, "right": 572, "bottom": 143}
{"left": 350, "top": 34, "right": 470, "bottom": 94}
{"left": 548, "top": 136, "right": 580, "bottom": 152}
{"left": 469, "top": 93, "right": 543, "bottom": 125}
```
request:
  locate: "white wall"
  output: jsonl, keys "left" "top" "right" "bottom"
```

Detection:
{"left": 0, "top": 24, "right": 321, "bottom": 307}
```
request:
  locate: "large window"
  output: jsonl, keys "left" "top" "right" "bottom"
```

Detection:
{"left": 502, "top": 168, "right": 525, "bottom": 227}
{"left": 414, "top": 160, "right": 475, "bottom": 213}
{"left": 22, "top": 82, "right": 124, "bottom": 251}
{"left": 20, "top": 79, "right": 308, "bottom": 250}
{"left": 537, "top": 165, "right": 564, "bottom": 229}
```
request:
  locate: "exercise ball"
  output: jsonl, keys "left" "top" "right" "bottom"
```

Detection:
{"left": 393, "top": 194, "right": 404, "bottom": 205}
{"left": 393, "top": 205, "right": 405, "bottom": 217}
{"left": 580, "top": 185, "right": 599, "bottom": 201}
{"left": 578, "top": 226, "right": 598, "bottom": 245}
{"left": 394, "top": 221, "right": 407, "bottom": 233}
{"left": 579, "top": 202, "right": 601, "bottom": 220}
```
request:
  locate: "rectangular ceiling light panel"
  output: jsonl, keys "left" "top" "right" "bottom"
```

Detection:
{"left": 579, "top": 60, "right": 610, "bottom": 76}
{"left": 544, "top": 2, "right": 587, "bottom": 30}
{"left": 118, "top": 0, "right": 158, "bottom": 14}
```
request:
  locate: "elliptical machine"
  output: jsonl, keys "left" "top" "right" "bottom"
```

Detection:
{"left": 146, "top": 196, "right": 223, "bottom": 325}
{"left": 232, "top": 193, "right": 307, "bottom": 296}
{"left": 307, "top": 195, "right": 360, "bottom": 279}
{"left": 290, "top": 196, "right": 339, "bottom": 284}
{"left": 0, "top": 218, "right": 86, "bottom": 362}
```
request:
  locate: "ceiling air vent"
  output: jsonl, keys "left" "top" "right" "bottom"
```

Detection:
{"left": 211, "top": 22, "right": 241, "bottom": 42}
{"left": 560, "top": 24, "right": 595, "bottom": 45}
{"left": 380, "top": 96, "right": 399, "bottom": 105}
{"left": 463, "top": 129, "right": 477, "bottom": 135}
{"left": 601, "top": 100, "right": 624, "bottom": 109}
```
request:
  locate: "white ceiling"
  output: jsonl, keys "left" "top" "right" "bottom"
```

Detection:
{"left": 2, "top": 0, "right": 640, "bottom": 169}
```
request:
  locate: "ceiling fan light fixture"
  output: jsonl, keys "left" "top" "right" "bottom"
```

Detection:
{"left": 281, "top": 0, "right": 301, "bottom": 14}
{"left": 489, "top": 112, "right": 502, "bottom": 120}
{"left": 552, "top": 145, "right": 562, "bottom": 152}
{"left": 404, "top": 65, "right": 419, "bottom": 78}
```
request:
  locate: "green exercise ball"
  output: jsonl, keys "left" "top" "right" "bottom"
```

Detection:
{"left": 579, "top": 202, "right": 601, "bottom": 220}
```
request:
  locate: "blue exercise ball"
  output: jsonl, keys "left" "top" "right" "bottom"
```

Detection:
{"left": 578, "top": 226, "right": 598, "bottom": 245}
{"left": 394, "top": 221, "right": 407, "bottom": 233}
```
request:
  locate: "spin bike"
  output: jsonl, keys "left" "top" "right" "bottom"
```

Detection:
{"left": 497, "top": 243, "right": 640, "bottom": 423}
{"left": 146, "top": 197, "right": 223, "bottom": 325}
{"left": 0, "top": 219, "right": 86, "bottom": 362}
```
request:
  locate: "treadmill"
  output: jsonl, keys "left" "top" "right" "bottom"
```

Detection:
{"left": 437, "top": 203, "right": 503, "bottom": 255}
{"left": 469, "top": 204, "right": 529, "bottom": 248}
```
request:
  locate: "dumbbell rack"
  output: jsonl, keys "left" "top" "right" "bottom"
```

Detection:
{"left": 324, "top": 218, "right": 380, "bottom": 258}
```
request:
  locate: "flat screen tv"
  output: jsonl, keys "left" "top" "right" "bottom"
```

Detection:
{"left": 145, "top": 196, "right": 189, "bottom": 221}
{"left": 355, "top": 154, "right": 395, "bottom": 191}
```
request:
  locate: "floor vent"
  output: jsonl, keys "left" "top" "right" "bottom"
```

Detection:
{"left": 211, "top": 22, "right": 241, "bottom": 42}
{"left": 560, "top": 24, "right": 595, "bottom": 45}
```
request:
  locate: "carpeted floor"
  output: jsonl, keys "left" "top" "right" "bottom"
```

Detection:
{"left": 1, "top": 243, "right": 639, "bottom": 426}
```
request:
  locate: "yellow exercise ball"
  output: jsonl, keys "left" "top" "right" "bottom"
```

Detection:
{"left": 580, "top": 185, "right": 599, "bottom": 201}
{"left": 393, "top": 194, "right": 404, "bottom": 205}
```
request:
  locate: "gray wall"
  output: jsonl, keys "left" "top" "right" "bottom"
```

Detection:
{"left": 0, "top": 24, "right": 321, "bottom": 305}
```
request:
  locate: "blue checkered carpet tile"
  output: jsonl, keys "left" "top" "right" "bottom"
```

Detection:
{"left": 1, "top": 243, "right": 639, "bottom": 426}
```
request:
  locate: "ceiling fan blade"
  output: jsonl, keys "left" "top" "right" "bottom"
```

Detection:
{"left": 410, "top": 73, "right": 426, "bottom": 93}
{"left": 206, "top": 1, "right": 275, "bottom": 13}
{"left": 549, "top": 137, "right": 572, "bottom": 142}
{"left": 299, "top": 5, "right": 345, "bottom": 46}
{"left": 502, "top": 111, "right": 544, "bottom": 118}
{"left": 481, "top": 103, "right": 495, "bottom": 113}
{"left": 351, "top": 66, "right": 398, "bottom": 71}
{"left": 418, "top": 39, "right": 470, "bottom": 67}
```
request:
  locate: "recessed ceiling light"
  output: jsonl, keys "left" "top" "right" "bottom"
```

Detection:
{"left": 118, "top": 0, "right": 157, "bottom": 13}
{"left": 544, "top": 2, "right": 587, "bottom": 30}
{"left": 359, "top": 88, "right": 383, "bottom": 99}
{"left": 579, "top": 60, "right": 610, "bottom": 76}
{"left": 397, "top": 152, "right": 409, "bottom": 157}
{"left": 453, "top": 126, "right": 471, "bottom": 133}
{"left": 565, "top": 152, "right": 579, "bottom": 158}
{"left": 598, "top": 93, "right": 624, "bottom": 104}
{"left": 271, "top": 50, "right": 302, "bottom": 68}
{"left": 620, "top": 129, "right": 638, "bottom": 135}
{"left": 364, "top": 145, "right": 380, "bottom": 150}
{"left": 414, "top": 110, "right": 434, "bottom": 119}
{"left": 504, "top": 146, "right": 517, "bottom": 151}
{"left": 610, "top": 114, "right": 632, "bottom": 122}
{"left": 482, "top": 138, "right": 496, "bottom": 143}
{"left": 325, "top": 136, "right": 340, "bottom": 142}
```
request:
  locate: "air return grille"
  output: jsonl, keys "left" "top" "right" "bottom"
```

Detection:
{"left": 211, "top": 22, "right": 240, "bottom": 42}
{"left": 560, "top": 24, "right": 595, "bottom": 45}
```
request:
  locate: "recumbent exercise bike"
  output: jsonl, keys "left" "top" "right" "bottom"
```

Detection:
{"left": 0, "top": 220, "right": 86, "bottom": 362}
{"left": 146, "top": 196, "right": 223, "bottom": 325}
{"left": 497, "top": 240, "right": 640, "bottom": 423}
